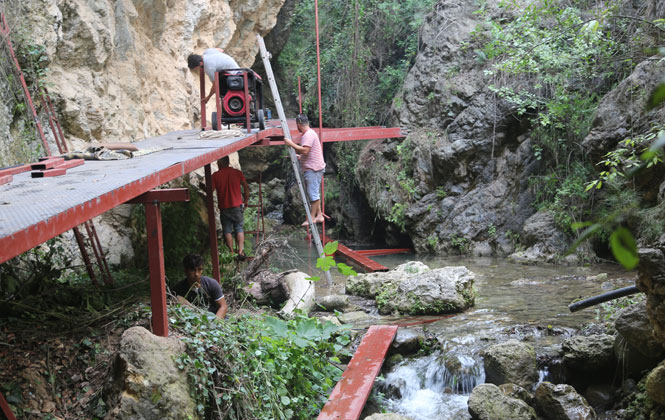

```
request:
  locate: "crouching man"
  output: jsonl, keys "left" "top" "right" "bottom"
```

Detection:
{"left": 174, "top": 253, "right": 227, "bottom": 319}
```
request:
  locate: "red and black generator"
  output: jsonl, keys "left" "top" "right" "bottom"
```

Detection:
{"left": 211, "top": 68, "right": 266, "bottom": 131}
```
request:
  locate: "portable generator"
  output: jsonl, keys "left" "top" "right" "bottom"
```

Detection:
{"left": 211, "top": 68, "right": 266, "bottom": 131}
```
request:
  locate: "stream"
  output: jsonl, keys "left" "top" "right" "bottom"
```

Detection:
{"left": 277, "top": 237, "right": 635, "bottom": 420}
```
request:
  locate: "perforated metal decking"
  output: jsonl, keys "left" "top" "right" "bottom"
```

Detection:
{"left": 0, "top": 129, "right": 263, "bottom": 263}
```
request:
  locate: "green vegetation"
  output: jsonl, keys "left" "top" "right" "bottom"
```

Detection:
{"left": 279, "top": 0, "right": 436, "bottom": 128}
{"left": 171, "top": 307, "right": 351, "bottom": 419}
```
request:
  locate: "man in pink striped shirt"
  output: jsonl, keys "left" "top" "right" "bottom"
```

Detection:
{"left": 284, "top": 114, "right": 326, "bottom": 226}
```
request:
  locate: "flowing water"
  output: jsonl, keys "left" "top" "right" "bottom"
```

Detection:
{"left": 278, "top": 238, "right": 635, "bottom": 419}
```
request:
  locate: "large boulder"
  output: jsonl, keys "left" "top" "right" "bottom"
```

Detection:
{"left": 381, "top": 266, "right": 476, "bottom": 315}
{"left": 561, "top": 334, "right": 615, "bottom": 374}
{"left": 103, "top": 327, "right": 197, "bottom": 420}
{"left": 346, "top": 261, "right": 430, "bottom": 298}
{"left": 484, "top": 340, "right": 538, "bottom": 388}
{"left": 534, "top": 382, "right": 595, "bottom": 420}
{"left": 468, "top": 383, "right": 537, "bottom": 420}
{"left": 614, "top": 300, "right": 665, "bottom": 377}
{"left": 615, "top": 300, "right": 665, "bottom": 356}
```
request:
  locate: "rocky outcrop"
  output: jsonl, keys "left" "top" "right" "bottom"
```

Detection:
{"left": 468, "top": 383, "right": 537, "bottom": 420}
{"left": 534, "top": 382, "right": 596, "bottom": 420}
{"left": 354, "top": 1, "right": 545, "bottom": 255}
{"left": 103, "top": 327, "right": 196, "bottom": 420}
{"left": 483, "top": 340, "right": 538, "bottom": 389}
{"left": 636, "top": 248, "right": 665, "bottom": 347}
{"left": 17, "top": 0, "right": 285, "bottom": 145}
{"left": 614, "top": 300, "right": 665, "bottom": 377}
{"left": 582, "top": 59, "right": 665, "bottom": 163}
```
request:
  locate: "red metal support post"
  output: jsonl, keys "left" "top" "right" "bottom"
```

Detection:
{"left": 0, "top": 391, "right": 18, "bottom": 420}
{"left": 145, "top": 202, "right": 168, "bottom": 337}
{"left": 72, "top": 226, "right": 98, "bottom": 286}
{"left": 199, "top": 64, "right": 207, "bottom": 131}
{"left": 243, "top": 72, "right": 251, "bottom": 133}
{"left": 0, "top": 13, "right": 50, "bottom": 156}
{"left": 298, "top": 76, "right": 302, "bottom": 114}
{"left": 314, "top": 0, "right": 326, "bottom": 241}
{"left": 205, "top": 164, "right": 221, "bottom": 282}
{"left": 215, "top": 72, "right": 223, "bottom": 131}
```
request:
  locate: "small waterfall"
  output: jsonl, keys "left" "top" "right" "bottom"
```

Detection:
{"left": 379, "top": 345, "right": 485, "bottom": 420}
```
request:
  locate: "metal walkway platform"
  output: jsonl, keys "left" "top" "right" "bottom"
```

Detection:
{"left": 0, "top": 129, "right": 260, "bottom": 264}
{"left": 317, "top": 325, "right": 398, "bottom": 420}
{"left": 0, "top": 121, "right": 404, "bottom": 264}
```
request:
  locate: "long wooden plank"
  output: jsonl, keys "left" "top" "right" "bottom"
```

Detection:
{"left": 318, "top": 325, "right": 398, "bottom": 420}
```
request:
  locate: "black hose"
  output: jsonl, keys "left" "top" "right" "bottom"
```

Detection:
{"left": 568, "top": 285, "right": 640, "bottom": 312}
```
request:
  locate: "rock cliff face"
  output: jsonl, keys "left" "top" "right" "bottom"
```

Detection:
{"left": 17, "top": 0, "right": 284, "bottom": 147}
{"left": 355, "top": 0, "right": 665, "bottom": 258}
{"left": 356, "top": 1, "right": 539, "bottom": 255}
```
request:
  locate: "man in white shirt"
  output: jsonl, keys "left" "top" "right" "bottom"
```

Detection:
{"left": 187, "top": 48, "right": 240, "bottom": 102}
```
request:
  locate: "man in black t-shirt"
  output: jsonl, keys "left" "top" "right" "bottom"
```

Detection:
{"left": 174, "top": 253, "right": 227, "bottom": 319}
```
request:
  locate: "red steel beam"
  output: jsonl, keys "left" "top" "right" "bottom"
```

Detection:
{"left": 30, "top": 159, "right": 84, "bottom": 178}
{"left": 354, "top": 248, "right": 411, "bottom": 257}
{"left": 0, "top": 174, "right": 12, "bottom": 185}
{"left": 127, "top": 188, "right": 190, "bottom": 204}
{"left": 0, "top": 164, "right": 31, "bottom": 177}
{"left": 31, "top": 157, "right": 64, "bottom": 170}
{"left": 326, "top": 239, "right": 388, "bottom": 273}
{"left": 72, "top": 226, "right": 98, "bottom": 286}
{"left": 317, "top": 325, "right": 398, "bottom": 420}
{"left": 0, "top": 13, "right": 50, "bottom": 156}
{"left": 145, "top": 202, "right": 168, "bottom": 337}
{"left": 0, "top": 390, "right": 18, "bottom": 420}
{"left": 204, "top": 165, "right": 221, "bottom": 282}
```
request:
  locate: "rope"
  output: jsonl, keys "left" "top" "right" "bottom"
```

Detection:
{"left": 198, "top": 129, "right": 245, "bottom": 139}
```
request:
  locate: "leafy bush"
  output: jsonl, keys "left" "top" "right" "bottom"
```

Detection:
{"left": 170, "top": 307, "right": 351, "bottom": 419}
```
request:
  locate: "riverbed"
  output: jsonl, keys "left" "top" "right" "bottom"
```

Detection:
{"left": 276, "top": 237, "right": 636, "bottom": 419}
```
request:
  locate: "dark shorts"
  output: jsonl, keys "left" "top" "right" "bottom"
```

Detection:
{"left": 220, "top": 206, "right": 244, "bottom": 234}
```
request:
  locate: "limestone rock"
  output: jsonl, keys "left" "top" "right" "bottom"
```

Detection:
{"left": 499, "top": 383, "right": 534, "bottom": 406}
{"left": 337, "top": 310, "right": 372, "bottom": 324}
{"left": 534, "top": 382, "right": 596, "bottom": 420}
{"left": 390, "top": 327, "right": 425, "bottom": 356}
{"left": 615, "top": 300, "right": 665, "bottom": 357}
{"left": 484, "top": 340, "right": 538, "bottom": 388}
{"left": 646, "top": 362, "right": 665, "bottom": 406}
{"left": 468, "top": 383, "right": 537, "bottom": 420}
{"left": 316, "top": 294, "right": 351, "bottom": 312}
{"left": 103, "top": 327, "right": 196, "bottom": 420}
{"left": 561, "top": 334, "right": 615, "bottom": 373}
{"left": 387, "top": 266, "right": 475, "bottom": 315}
{"left": 508, "top": 211, "right": 573, "bottom": 264}
{"left": 636, "top": 248, "right": 665, "bottom": 347}
{"left": 346, "top": 261, "right": 430, "bottom": 298}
